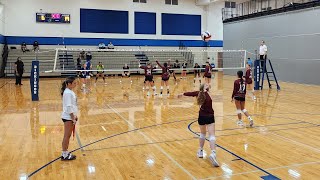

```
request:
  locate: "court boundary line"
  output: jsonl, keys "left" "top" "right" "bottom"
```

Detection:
{"left": 200, "top": 160, "right": 320, "bottom": 180}
{"left": 27, "top": 118, "right": 192, "bottom": 178}
{"left": 106, "top": 104, "right": 197, "bottom": 180}
{"left": 188, "top": 120, "right": 280, "bottom": 179}
{"left": 27, "top": 113, "right": 320, "bottom": 178}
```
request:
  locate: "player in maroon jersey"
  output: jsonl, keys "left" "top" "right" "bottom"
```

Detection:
{"left": 140, "top": 62, "right": 157, "bottom": 96}
{"left": 178, "top": 83, "right": 219, "bottom": 167}
{"left": 194, "top": 63, "right": 201, "bottom": 85}
{"left": 244, "top": 63, "right": 256, "bottom": 100}
{"left": 232, "top": 70, "right": 254, "bottom": 127}
{"left": 203, "top": 62, "right": 212, "bottom": 85}
{"left": 156, "top": 60, "right": 170, "bottom": 96}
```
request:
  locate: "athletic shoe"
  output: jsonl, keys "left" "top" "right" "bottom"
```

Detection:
{"left": 209, "top": 153, "right": 219, "bottom": 167}
{"left": 147, "top": 92, "right": 150, "bottom": 96}
{"left": 61, "top": 153, "right": 76, "bottom": 161}
{"left": 197, "top": 149, "right": 203, "bottom": 158}
{"left": 253, "top": 96, "right": 256, "bottom": 100}
{"left": 237, "top": 120, "right": 244, "bottom": 126}
{"left": 249, "top": 120, "right": 254, "bottom": 127}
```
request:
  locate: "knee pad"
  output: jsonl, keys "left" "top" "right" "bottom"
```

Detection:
{"left": 242, "top": 109, "right": 248, "bottom": 113}
{"left": 199, "top": 133, "right": 206, "bottom": 140}
{"left": 209, "top": 135, "right": 216, "bottom": 142}
{"left": 236, "top": 109, "right": 242, "bottom": 114}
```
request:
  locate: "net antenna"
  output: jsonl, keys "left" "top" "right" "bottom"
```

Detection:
{"left": 49, "top": 48, "right": 247, "bottom": 73}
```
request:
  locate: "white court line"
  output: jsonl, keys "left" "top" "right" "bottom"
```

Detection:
{"left": 269, "top": 131, "right": 320, "bottom": 153}
{"left": 105, "top": 104, "right": 197, "bottom": 180}
{"left": 101, "top": 126, "right": 107, "bottom": 132}
{"left": 200, "top": 160, "right": 320, "bottom": 180}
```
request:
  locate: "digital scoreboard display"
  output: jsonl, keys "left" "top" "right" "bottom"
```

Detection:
{"left": 36, "top": 13, "right": 70, "bottom": 23}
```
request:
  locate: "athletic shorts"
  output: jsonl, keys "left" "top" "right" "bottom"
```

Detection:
{"left": 169, "top": 70, "right": 174, "bottom": 73}
{"left": 62, "top": 118, "right": 72, "bottom": 123}
{"left": 234, "top": 96, "right": 246, "bottom": 102}
{"left": 79, "top": 75, "right": 86, "bottom": 78}
{"left": 162, "top": 77, "right": 169, "bottom": 81}
{"left": 145, "top": 76, "right": 153, "bottom": 82}
{"left": 204, "top": 75, "right": 212, "bottom": 78}
{"left": 198, "top": 116, "right": 215, "bottom": 125}
{"left": 97, "top": 72, "right": 104, "bottom": 76}
{"left": 246, "top": 79, "right": 253, "bottom": 84}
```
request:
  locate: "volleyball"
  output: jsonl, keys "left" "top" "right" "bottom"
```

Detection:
{"left": 201, "top": 31, "right": 212, "bottom": 42}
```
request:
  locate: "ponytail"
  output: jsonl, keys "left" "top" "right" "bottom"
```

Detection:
{"left": 197, "top": 84, "right": 206, "bottom": 106}
{"left": 237, "top": 70, "right": 244, "bottom": 86}
{"left": 61, "top": 76, "right": 76, "bottom": 96}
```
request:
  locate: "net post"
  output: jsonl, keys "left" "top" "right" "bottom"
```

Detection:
{"left": 244, "top": 50, "right": 247, "bottom": 68}
{"left": 53, "top": 48, "right": 59, "bottom": 71}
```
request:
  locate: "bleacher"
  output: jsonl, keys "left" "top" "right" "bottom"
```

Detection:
{"left": 4, "top": 48, "right": 194, "bottom": 77}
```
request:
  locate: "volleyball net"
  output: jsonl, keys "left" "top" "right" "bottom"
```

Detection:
{"left": 46, "top": 48, "right": 247, "bottom": 74}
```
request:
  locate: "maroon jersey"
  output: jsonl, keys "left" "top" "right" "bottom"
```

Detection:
{"left": 245, "top": 68, "right": 253, "bottom": 84}
{"left": 156, "top": 61, "right": 170, "bottom": 79}
{"left": 140, "top": 65, "right": 155, "bottom": 77}
{"left": 183, "top": 91, "right": 214, "bottom": 117}
{"left": 204, "top": 66, "right": 212, "bottom": 77}
{"left": 232, "top": 79, "right": 247, "bottom": 99}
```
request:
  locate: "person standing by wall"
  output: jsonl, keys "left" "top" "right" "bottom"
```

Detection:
{"left": 14, "top": 57, "right": 24, "bottom": 85}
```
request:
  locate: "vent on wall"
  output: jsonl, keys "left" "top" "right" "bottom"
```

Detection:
{"left": 165, "top": 0, "right": 178, "bottom": 5}
{"left": 133, "top": 0, "right": 147, "bottom": 3}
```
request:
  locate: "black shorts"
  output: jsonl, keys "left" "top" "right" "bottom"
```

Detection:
{"left": 169, "top": 70, "right": 174, "bottom": 73}
{"left": 79, "top": 75, "right": 86, "bottom": 78}
{"left": 145, "top": 76, "right": 153, "bottom": 82}
{"left": 162, "top": 77, "right": 169, "bottom": 81}
{"left": 204, "top": 75, "right": 212, "bottom": 78}
{"left": 62, "top": 118, "right": 72, "bottom": 123}
{"left": 234, "top": 97, "right": 246, "bottom": 102}
{"left": 97, "top": 72, "right": 104, "bottom": 76}
{"left": 260, "top": 55, "right": 267, "bottom": 60}
{"left": 198, "top": 116, "right": 215, "bottom": 125}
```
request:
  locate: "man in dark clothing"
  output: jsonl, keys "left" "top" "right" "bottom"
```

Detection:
{"left": 15, "top": 57, "right": 24, "bottom": 85}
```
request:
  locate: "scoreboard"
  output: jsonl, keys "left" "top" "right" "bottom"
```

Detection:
{"left": 36, "top": 13, "right": 70, "bottom": 23}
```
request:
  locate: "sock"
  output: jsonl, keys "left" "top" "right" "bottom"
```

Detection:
{"left": 199, "top": 147, "right": 203, "bottom": 151}
{"left": 62, "top": 151, "right": 69, "bottom": 158}
{"left": 211, "top": 150, "right": 216, "bottom": 154}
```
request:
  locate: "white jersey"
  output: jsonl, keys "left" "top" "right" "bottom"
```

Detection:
{"left": 259, "top": 45, "right": 267, "bottom": 55}
{"left": 61, "top": 88, "right": 78, "bottom": 120}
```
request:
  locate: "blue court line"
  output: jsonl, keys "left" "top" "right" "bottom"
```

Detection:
{"left": 188, "top": 120, "right": 281, "bottom": 179}
{"left": 84, "top": 121, "right": 318, "bottom": 152}
{"left": 27, "top": 118, "right": 191, "bottom": 178}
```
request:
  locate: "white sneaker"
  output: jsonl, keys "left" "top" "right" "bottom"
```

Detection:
{"left": 147, "top": 92, "right": 150, "bottom": 96}
{"left": 197, "top": 149, "right": 203, "bottom": 158}
{"left": 237, "top": 120, "right": 244, "bottom": 126}
{"left": 209, "top": 153, "right": 219, "bottom": 167}
{"left": 253, "top": 96, "right": 256, "bottom": 100}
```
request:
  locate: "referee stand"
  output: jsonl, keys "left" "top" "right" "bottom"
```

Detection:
{"left": 254, "top": 58, "right": 280, "bottom": 90}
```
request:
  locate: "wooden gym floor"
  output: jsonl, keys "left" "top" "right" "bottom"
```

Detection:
{"left": 0, "top": 72, "right": 320, "bottom": 180}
